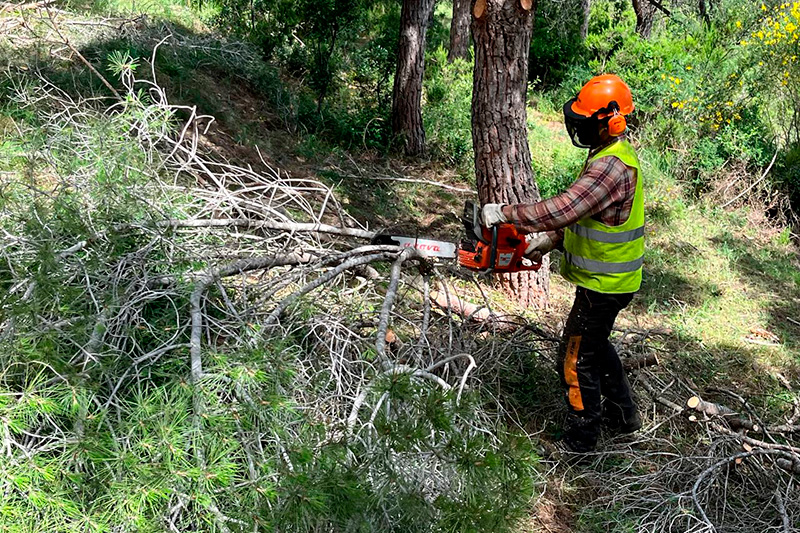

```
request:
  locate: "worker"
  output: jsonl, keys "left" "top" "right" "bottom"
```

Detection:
{"left": 482, "top": 74, "right": 644, "bottom": 453}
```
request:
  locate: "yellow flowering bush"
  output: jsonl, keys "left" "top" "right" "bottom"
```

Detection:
{"left": 742, "top": 2, "right": 800, "bottom": 141}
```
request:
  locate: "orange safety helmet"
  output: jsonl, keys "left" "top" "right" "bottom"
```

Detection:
{"left": 563, "top": 74, "right": 634, "bottom": 148}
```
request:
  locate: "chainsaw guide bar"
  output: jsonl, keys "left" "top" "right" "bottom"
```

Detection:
{"left": 371, "top": 201, "right": 541, "bottom": 274}
{"left": 371, "top": 235, "right": 457, "bottom": 259}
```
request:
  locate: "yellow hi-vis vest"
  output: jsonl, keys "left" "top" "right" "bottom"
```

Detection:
{"left": 560, "top": 139, "right": 644, "bottom": 294}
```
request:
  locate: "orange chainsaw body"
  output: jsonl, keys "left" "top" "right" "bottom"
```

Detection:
{"left": 458, "top": 220, "right": 541, "bottom": 274}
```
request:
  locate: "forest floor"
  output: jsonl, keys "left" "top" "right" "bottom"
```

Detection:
{"left": 2, "top": 2, "right": 800, "bottom": 531}
{"left": 167, "top": 45, "right": 800, "bottom": 531}
{"left": 209, "top": 71, "right": 800, "bottom": 533}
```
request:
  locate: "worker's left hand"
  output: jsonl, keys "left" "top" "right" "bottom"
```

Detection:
{"left": 524, "top": 232, "right": 555, "bottom": 263}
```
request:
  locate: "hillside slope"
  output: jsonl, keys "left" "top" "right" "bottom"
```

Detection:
{"left": 1, "top": 2, "right": 799, "bottom": 532}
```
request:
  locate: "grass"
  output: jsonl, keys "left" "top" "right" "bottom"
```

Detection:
{"left": 93, "top": 0, "right": 218, "bottom": 28}
{"left": 527, "top": 106, "right": 585, "bottom": 200}
{"left": 640, "top": 166, "right": 800, "bottom": 364}
{"left": 522, "top": 105, "right": 799, "bottom": 398}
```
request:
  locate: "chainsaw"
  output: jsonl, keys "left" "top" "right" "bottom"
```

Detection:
{"left": 372, "top": 201, "right": 541, "bottom": 274}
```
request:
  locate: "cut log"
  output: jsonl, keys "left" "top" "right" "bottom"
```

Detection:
{"left": 687, "top": 396, "right": 760, "bottom": 432}
{"left": 430, "top": 290, "right": 490, "bottom": 321}
{"left": 622, "top": 352, "right": 659, "bottom": 371}
{"left": 776, "top": 457, "right": 800, "bottom": 475}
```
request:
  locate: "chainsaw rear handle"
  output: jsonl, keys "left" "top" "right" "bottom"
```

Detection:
{"left": 462, "top": 200, "right": 487, "bottom": 245}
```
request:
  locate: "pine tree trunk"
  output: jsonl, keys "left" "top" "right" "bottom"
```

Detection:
{"left": 448, "top": 0, "right": 472, "bottom": 62}
{"left": 391, "top": 0, "right": 436, "bottom": 156}
{"left": 471, "top": 0, "right": 549, "bottom": 309}
{"left": 580, "top": 0, "right": 591, "bottom": 40}
{"left": 631, "top": 0, "right": 656, "bottom": 38}
{"left": 698, "top": 0, "right": 710, "bottom": 26}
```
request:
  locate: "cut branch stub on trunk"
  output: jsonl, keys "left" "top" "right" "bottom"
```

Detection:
{"left": 473, "top": 0, "right": 487, "bottom": 19}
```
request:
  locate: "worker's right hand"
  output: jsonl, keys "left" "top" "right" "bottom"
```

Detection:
{"left": 481, "top": 203, "right": 507, "bottom": 227}
{"left": 524, "top": 232, "right": 555, "bottom": 263}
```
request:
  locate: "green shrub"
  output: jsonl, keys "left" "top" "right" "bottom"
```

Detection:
{"left": 424, "top": 47, "right": 474, "bottom": 168}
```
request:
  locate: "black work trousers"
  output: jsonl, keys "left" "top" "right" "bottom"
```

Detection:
{"left": 556, "top": 286, "right": 636, "bottom": 451}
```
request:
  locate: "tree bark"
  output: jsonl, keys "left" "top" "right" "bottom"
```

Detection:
{"left": 698, "top": 0, "right": 710, "bottom": 26}
{"left": 579, "top": 0, "right": 591, "bottom": 40}
{"left": 448, "top": 0, "right": 472, "bottom": 62}
{"left": 471, "top": 0, "right": 549, "bottom": 308}
{"left": 391, "top": 0, "right": 436, "bottom": 156}
{"left": 631, "top": 0, "right": 656, "bottom": 38}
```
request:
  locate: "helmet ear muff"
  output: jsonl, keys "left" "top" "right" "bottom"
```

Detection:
{"left": 607, "top": 113, "right": 627, "bottom": 136}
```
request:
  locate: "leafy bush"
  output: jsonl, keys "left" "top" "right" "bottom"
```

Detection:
{"left": 528, "top": 1, "right": 589, "bottom": 88}
{"left": 423, "top": 47, "right": 474, "bottom": 167}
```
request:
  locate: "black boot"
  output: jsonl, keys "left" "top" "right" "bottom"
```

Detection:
{"left": 602, "top": 400, "right": 642, "bottom": 434}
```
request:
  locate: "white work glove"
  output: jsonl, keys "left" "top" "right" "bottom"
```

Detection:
{"left": 524, "top": 232, "right": 556, "bottom": 263}
{"left": 481, "top": 203, "right": 507, "bottom": 227}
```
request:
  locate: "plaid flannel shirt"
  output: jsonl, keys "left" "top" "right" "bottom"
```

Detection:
{"left": 506, "top": 146, "right": 637, "bottom": 244}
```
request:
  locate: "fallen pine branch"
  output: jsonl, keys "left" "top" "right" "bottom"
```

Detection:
{"left": 691, "top": 448, "right": 795, "bottom": 531}
{"left": 639, "top": 374, "right": 685, "bottom": 413}
{"left": 157, "top": 218, "right": 375, "bottom": 240}
{"left": 687, "top": 395, "right": 760, "bottom": 432}
{"left": 375, "top": 247, "right": 427, "bottom": 364}
{"left": 44, "top": 5, "right": 121, "bottom": 99}
{"left": 712, "top": 422, "right": 800, "bottom": 456}
{"left": 264, "top": 251, "right": 397, "bottom": 327}
{"left": 766, "top": 424, "right": 800, "bottom": 434}
{"left": 429, "top": 289, "right": 523, "bottom": 331}
{"left": 190, "top": 253, "right": 314, "bottom": 383}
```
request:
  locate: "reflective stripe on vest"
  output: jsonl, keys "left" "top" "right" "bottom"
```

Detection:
{"left": 567, "top": 224, "right": 645, "bottom": 244}
{"left": 560, "top": 139, "right": 645, "bottom": 294}
{"left": 563, "top": 251, "right": 644, "bottom": 274}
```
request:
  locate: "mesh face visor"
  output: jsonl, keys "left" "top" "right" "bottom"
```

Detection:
{"left": 563, "top": 98, "right": 599, "bottom": 149}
